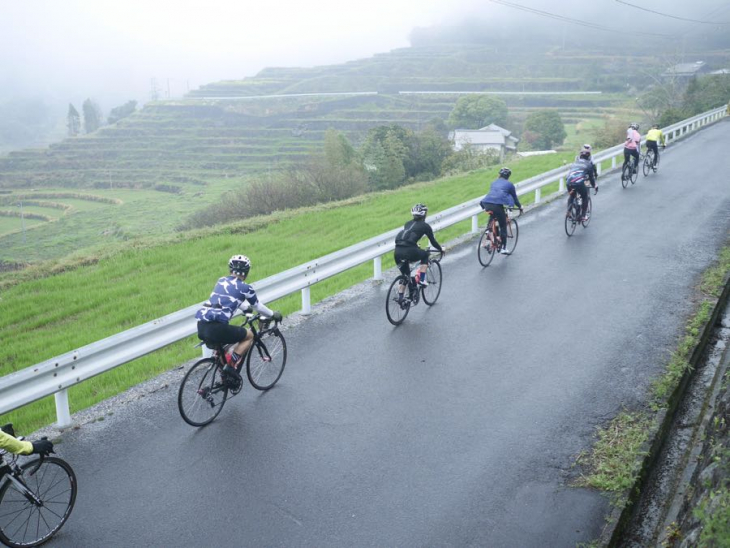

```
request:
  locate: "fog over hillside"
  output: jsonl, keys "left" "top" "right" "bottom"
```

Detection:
{"left": 0, "top": 0, "right": 728, "bottom": 150}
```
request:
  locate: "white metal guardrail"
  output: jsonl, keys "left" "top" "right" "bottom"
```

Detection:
{"left": 0, "top": 105, "right": 726, "bottom": 427}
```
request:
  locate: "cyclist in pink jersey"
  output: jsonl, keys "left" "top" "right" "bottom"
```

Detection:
{"left": 623, "top": 123, "right": 641, "bottom": 172}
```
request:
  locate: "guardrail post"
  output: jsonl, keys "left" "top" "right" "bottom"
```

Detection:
{"left": 373, "top": 256, "right": 383, "bottom": 280}
{"left": 559, "top": 177, "right": 565, "bottom": 192}
{"left": 611, "top": 156, "right": 617, "bottom": 169}
{"left": 202, "top": 346, "right": 212, "bottom": 358}
{"left": 596, "top": 163, "right": 602, "bottom": 176}
{"left": 55, "top": 389, "right": 72, "bottom": 428}
{"left": 534, "top": 187, "right": 541, "bottom": 204}
{"left": 471, "top": 214, "right": 479, "bottom": 233}
{"left": 301, "top": 287, "right": 311, "bottom": 315}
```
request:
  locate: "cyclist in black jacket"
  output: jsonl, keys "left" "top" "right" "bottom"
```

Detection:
{"left": 393, "top": 204, "right": 443, "bottom": 301}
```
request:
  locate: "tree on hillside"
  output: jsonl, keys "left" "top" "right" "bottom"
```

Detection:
{"left": 409, "top": 127, "right": 453, "bottom": 179}
{"left": 682, "top": 75, "right": 730, "bottom": 115}
{"left": 448, "top": 95, "right": 508, "bottom": 129}
{"left": 82, "top": 98, "right": 102, "bottom": 134}
{"left": 67, "top": 104, "right": 81, "bottom": 137}
{"left": 107, "top": 100, "right": 137, "bottom": 125}
{"left": 360, "top": 126, "right": 410, "bottom": 190}
{"left": 310, "top": 129, "right": 368, "bottom": 200}
{"left": 323, "top": 128, "right": 358, "bottom": 168}
{"left": 522, "top": 110, "right": 566, "bottom": 150}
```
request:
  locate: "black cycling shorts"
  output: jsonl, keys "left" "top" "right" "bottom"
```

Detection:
{"left": 394, "top": 246, "right": 429, "bottom": 277}
{"left": 197, "top": 321, "right": 247, "bottom": 345}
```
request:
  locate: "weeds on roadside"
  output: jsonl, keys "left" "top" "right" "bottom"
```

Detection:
{"left": 575, "top": 412, "right": 651, "bottom": 492}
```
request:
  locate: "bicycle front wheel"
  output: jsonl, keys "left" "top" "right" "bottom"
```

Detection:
{"left": 421, "top": 260, "right": 442, "bottom": 305}
{"left": 565, "top": 202, "right": 577, "bottom": 236}
{"left": 386, "top": 276, "right": 411, "bottom": 325}
{"left": 178, "top": 358, "right": 228, "bottom": 427}
{"left": 247, "top": 329, "right": 287, "bottom": 391}
{"left": 504, "top": 218, "right": 519, "bottom": 254}
{"left": 621, "top": 164, "right": 630, "bottom": 189}
{"left": 582, "top": 197, "right": 592, "bottom": 228}
{"left": 477, "top": 225, "right": 496, "bottom": 267}
{"left": 0, "top": 457, "right": 77, "bottom": 548}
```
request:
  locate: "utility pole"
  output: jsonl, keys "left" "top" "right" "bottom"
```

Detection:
{"left": 150, "top": 78, "right": 160, "bottom": 101}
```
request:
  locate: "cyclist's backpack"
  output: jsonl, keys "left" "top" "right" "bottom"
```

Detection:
{"left": 395, "top": 221, "right": 418, "bottom": 246}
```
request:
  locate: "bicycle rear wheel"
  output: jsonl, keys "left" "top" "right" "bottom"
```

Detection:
{"left": 565, "top": 201, "right": 577, "bottom": 236}
{"left": 386, "top": 275, "right": 411, "bottom": 325}
{"left": 247, "top": 328, "right": 287, "bottom": 390}
{"left": 642, "top": 152, "right": 652, "bottom": 177}
{"left": 582, "top": 197, "right": 592, "bottom": 228}
{"left": 178, "top": 358, "right": 228, "bottom": 427}
{"left": 621, "top": 164, "right": 630, "bottom": 188}
{"left": 421, "top": 260, "right": 442, "bottom": 305}
{"left": 504, "top": 218, "right": 519, "bottom": 254}
{"left": 477, "top": 224, "right": 496, "bottom": 267}
{"left": 0, "top": 457, "right": 77, "bottom": 548}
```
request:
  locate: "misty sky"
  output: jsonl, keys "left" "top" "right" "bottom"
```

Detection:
{"left": 1, "top": 0, "right": 728, "bottom": 107}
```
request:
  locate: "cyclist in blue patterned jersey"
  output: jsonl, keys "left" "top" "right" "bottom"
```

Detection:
{"left": 195, "top": 255, "right": 282, "bottom": 384}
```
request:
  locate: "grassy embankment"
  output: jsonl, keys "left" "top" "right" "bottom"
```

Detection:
{"left": 0, "top": 151, "right": 582, "bottom": 433}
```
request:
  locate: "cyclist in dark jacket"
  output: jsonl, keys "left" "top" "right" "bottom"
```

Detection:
{"left": 575, "top": 144, "right": 598, "bottom": 179}
{"left": 566, "top": 151, "right": 597, "bottom": 221}
{"left": 393, "top": 203, "right": 443, "bottom": 301}
{"left": 479, "top": 167, "right": 523, "bottom": 254}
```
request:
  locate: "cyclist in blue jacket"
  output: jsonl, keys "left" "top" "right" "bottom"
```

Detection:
{"left": 479, "top": 167, "right": 523, "bottom": 254}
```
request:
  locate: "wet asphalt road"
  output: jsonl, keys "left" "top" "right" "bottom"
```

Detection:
{"left": 47, "top": 122, "right": 729, "bottom": 547}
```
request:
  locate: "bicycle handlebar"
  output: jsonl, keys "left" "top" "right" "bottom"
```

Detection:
{"left": 243, "top": 312, "right": 281, "bottom": 326}
{"left": 425, "top": 248, "right": 444, "bottom": 261}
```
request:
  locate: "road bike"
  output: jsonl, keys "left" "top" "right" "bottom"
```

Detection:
{"left": 477, "top": 207, "right": 520, "bottom": 267}
{"left": 621, "top": 155, "right": 641, "bottom": 188}
{"left": 642, "top": 145, "right": 665, "bottom": 176}
{"left": 178, "top": 313, "right": 287, "bottom": 427}
{"left": 565, "top": 185, "right": 597, "bottom": 237}
{"left": 385, "top": 249, "right": 443, "bottom": 326}
{"left": 0, "top": 426, "right": 77, "bottom": 548}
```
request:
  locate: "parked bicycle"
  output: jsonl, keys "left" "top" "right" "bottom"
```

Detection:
{"left": 178, "top": 312, "right": 287, "bottom": 427}
{"left": 621, "top": 155, "right": 642, "bottom": 188}
{"left": 385, "top": 249, "right": 443, "bottom": 326}
{"left": 642, "top": 145, "right": 665, "bottom": 176}
{"left": 0, "top": 426, "right": 77, "bottom": 548}
{"left": 565, "top": 185, "right": 597, "bottom": 237}
{"left": 477, "top": 206, "right": 520, "bottom": 267}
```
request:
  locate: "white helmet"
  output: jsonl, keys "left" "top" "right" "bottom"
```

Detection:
{"left": 228, "top": 254, "right": 251, "bottom": 276}
{"left": 582, "top": 144, "right": 592, "bottom": 152}
{"left": 411, "top": 203, "right": 428, "bottom": 218}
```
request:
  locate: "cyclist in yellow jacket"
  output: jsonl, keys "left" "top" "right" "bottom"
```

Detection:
{"left": 646, "top": 124, "right": 666, "bottom": 168}
{"left": 0, "top": 427, "right": 54, "bottom": 456}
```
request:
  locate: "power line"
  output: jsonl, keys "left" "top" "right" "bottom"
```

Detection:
{"left": 614, "top": 0, "right": 730, "bottom": 25}
{"left": 486, "top": 0, "right": 672, "bottom": 38}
